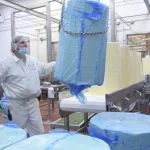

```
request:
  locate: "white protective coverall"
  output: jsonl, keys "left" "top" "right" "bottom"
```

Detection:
{"left": 0, "top": 53, "right": 55, "bottom": 136}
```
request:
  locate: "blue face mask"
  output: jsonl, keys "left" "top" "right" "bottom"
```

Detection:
{"left": 18, "top": 47, "right": 28, "bottom": 56}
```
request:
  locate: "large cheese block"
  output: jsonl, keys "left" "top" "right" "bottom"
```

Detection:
{"left": 142, "top": 57, "right": 150, "bottom": 75}
{"left": 89, "top": 112, "right": 150, "bottom": 150}
{"left": 0, "top": 124, "right": 27, "bottom": 150}
{"left": 54, "top": 0, "right": 109, "bottom": 103}
{"left": 104, "top": 43, "right": 121, "bottom": 93}
{"left": 120, "top": 46, "right": 130, "bottom": 88}
{"left": 4, "top": 131, "right": 110, "bottom": 150}
{"left": 128, "top": 51, "right": 137, "bottom": 85}
{"left": 89, "top": 42, "right": 121, "bottom": 95}
{"left": 136, "top": 52, "right": 143, "bottom": 82}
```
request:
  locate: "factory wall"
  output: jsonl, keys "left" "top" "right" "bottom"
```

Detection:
{"left": 115, "top": 1, "right": 149, "bottom": 45}
{"left": 0, "top": 0, "right": 149, "bottom": 61}
{"left": 0, "top": 0, "right": 61, "bottom": 61}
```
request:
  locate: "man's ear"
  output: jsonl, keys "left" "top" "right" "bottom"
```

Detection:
{"left": 12, "top": 44, "right": 17, "bottom": 52}
{"left": 15, "top": 44, "right": 19, "bottom": 51}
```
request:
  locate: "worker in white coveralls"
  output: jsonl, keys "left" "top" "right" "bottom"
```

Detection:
{"left": 0, "top": 35, "right": 56, "bottom": 136}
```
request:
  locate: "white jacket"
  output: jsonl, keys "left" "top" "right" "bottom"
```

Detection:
{"left": 0, "top": 54, "right": 55, "bottom": 100}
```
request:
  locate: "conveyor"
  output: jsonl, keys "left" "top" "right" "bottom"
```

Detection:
{"left": 60, "top": 82, "right": 146, "bottom": 112}
{"left": 60, "top": 93, "right": 106, "bottom": 113}
{"left": 144, "top": 83, "right": 150, "bottom": 109}
{"left": 51, "top": 82, "right": 148, "bottom": 131}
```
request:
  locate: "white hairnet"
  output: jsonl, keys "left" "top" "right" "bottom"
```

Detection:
{"left": 11, "top": 35, "right": 29, "bottom": 52}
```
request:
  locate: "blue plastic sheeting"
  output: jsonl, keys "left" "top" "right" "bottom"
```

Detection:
{"left": 4, "top": 131, "right": 110, "bottom": 150}
{"left": 0, "top": 124, "right": 27, "bottom": 150}
{"left": 88, "top": 112, "right": 150, "bottom": 150}
{"left": 1, "top": 100, "right": 14, "bottom": 124}
{"left": 54, "top": 0, "right": 109, "bottom": 103}
{"left": 1, "top": 93, "right": 9, "bottom": 101}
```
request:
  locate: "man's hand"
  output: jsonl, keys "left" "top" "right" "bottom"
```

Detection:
{"left": 0, "top": 101, "right": 4, "bottom": 112}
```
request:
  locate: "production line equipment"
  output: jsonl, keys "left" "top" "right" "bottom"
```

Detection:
{"left": 51, "top": 81, "right": 149, "bottom": 131}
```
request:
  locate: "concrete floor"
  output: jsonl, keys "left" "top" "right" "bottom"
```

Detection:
{"left": 0, "top": 99, "right": 61, "bottom": 134}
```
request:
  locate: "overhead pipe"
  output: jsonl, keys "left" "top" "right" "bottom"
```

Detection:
{"left": 144, "top": 0, "right": 150, "bottom": 13}
{"left": 0, "top": 0, "right": 46, "bottom": 19}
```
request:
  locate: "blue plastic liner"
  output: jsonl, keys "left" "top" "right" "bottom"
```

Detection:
{"left": 4, "top": 130, "right": 110, "bottom": 150}
{"left": 88, "top": 112, "right": 150, "bottom": 150}
{"left": 0, "top": 124, "right": 27, "bottom": 150}
{"left": 54, "top": 0, "right": 109, "bottom": 103}
{"left": 1, "top": 93, "right": 14, "bottom": 124}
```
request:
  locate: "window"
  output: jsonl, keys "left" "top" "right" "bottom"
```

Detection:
{"left": 127, "top": 33, "right": 150, "bottom": 57}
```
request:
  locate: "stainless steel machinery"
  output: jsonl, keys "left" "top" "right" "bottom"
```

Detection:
{"left": 51, "top": 81, "right": 149, "bottom": 131}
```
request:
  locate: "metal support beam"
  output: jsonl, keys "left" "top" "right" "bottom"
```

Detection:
{"left": 110, "top": 0, "right": 116, "bottom": 42}
{"left": 13, "top": 4, "right": 60, "bottom": 24}
{"left": 27, "top": 37, "right": 31, "bottom": 55}
{"left": 0, "top": 0, "right": 47, "bottom": 19}
{"left": 64, "top": 116, "right": 69, "bottom": 131}
{"left": 54, "top": 0, "right": 63, "bottom": 4}
{"left": 144, "top": 0, "right": 150, "bottom": 13}
{"left": 11, "top": 12, "right": 15, "bottom": 39}
{"left": 0, "top": 0, "right": 60, "bottom": 24}
{"left": 46, "top": 2, "right": 53, "bottom": 63}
